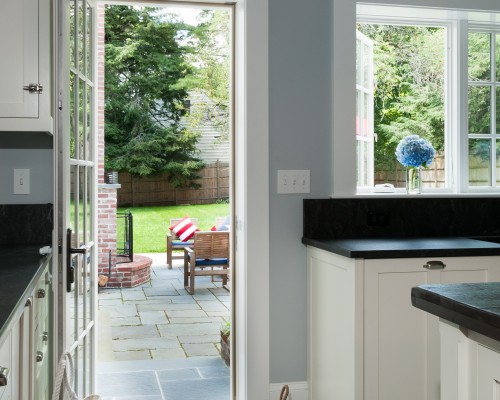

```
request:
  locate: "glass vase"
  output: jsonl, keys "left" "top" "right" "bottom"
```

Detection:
{"left": 406, "top": 166, "right": 422, "bottom": 194}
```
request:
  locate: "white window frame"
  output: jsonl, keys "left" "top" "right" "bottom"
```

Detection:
{"left": 356, "top": 16, "right": 455, "bottom": 194}
{"left": 356, "top": 30, "right": 375, "bottom": 190}
{"left": 332, "top": 1, "right": 500, "bottom": 197}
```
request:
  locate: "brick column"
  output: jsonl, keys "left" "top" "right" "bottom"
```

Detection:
{"left": 97, "top": 4, "right": 120, "bottom": 273}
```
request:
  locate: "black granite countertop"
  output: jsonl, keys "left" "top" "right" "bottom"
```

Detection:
{"left": 0, "top": 245, "right": 51, "bottom": 345}
{"left": 412, "top": 282, "right": 500, "bottom": 342}
{"left": 302, "top": 237, "right": 500, "bottom": 259}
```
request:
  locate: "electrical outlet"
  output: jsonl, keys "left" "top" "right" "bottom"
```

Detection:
{"left": 277, "top": 170, "right": 310, "bottom": 194}
{"left": 14, "top": 169, "right": 30, "bottom": 195}
{"left": 367, "top": 212, "right": 390, "bottom": 227}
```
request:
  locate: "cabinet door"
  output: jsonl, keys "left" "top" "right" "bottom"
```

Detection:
{"left": 0, "top": 332, "right": 12, "bottom": 400}
{"left": 476, "top": 344, "right": 500, "bottom": 399}
{"left": 364, "top": 256, "right": 500, "bottom": 400}
{"left": 364, "top": 258, "right": 434, "bottom": 400}
{"left": 0, "top": 0, "right": 39, "bottom": 118}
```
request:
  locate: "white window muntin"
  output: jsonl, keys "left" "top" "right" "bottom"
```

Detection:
{"left": 356, "top": 30, "right": 374, "bottom": 190}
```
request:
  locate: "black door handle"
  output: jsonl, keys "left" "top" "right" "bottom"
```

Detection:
{"left": 66, "top": 228, "right": 87, "bottom": 292}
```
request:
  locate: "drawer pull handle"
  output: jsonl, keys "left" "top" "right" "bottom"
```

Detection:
{"left": 42, "top": 331, "right": 49, "bottom": 342}
{"left": 423, "top": 260, "right": 446, "bottom": 270}
{"left": 36, "top": 351, "right": 43, "bottom": 362}
{"left": 37, "top": 289, "right": 46, "bottom": 299}
{"left": 0, "top": 367, "right": 9, "bottom": 386}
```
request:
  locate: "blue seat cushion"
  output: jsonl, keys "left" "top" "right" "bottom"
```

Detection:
{"left": 189, "top": 256, "right": 228, "bottom": 266}
{"left": 172, "top": 240, "right": 194, "bottom": 246}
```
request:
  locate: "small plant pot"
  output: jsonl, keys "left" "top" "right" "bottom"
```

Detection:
{"left": 220, "top": 331, "right": 230, "bottom": 366}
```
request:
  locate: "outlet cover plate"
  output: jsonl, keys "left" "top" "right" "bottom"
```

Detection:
{"left": 277, "top": 170, "right": 310, "bottom": 194}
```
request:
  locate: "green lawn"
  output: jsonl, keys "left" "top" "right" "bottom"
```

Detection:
{"left": 116, "top": 203, "right": 230, "bottom": 253}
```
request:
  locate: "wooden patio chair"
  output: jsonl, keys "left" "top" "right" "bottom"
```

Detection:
{"left": 166, "top": 218, "right": 199, "bottom": 269}
{"left": 183, "top": 231, "right": 230, "bottom": 294}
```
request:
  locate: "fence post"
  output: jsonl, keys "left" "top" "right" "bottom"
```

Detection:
{"left": 131, "top": 174, "right": 135, "bottom": 207}
{"left": 216, "top": 160, "right": 220, "bottom": 200}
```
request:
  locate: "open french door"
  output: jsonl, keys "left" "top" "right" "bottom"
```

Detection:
{"left": 55, "top": 0, "right": 97, "bottom": 396}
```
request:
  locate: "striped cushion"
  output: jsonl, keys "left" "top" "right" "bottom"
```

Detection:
{"left": 169, "top": 217, "right": 199, "bottom": 242}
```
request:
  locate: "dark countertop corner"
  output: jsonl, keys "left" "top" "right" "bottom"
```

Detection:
{"left": 411, "top": 282, "right": 500, "bottom": 342}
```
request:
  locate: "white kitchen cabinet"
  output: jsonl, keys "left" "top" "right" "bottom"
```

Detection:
{"left": 307, "top": 247, "right": 500, "bottom": 400}
{"left": 0, "top": 0, "right": 53, "bottom": 133}
{"left": 0, "top": 318, "right": 21, "bottom": 400}
{"left": 440, "top": 320, "right": 500, "bottom": 400}
{"left": 0, "top": 262, "right": 52, "bottom": 400}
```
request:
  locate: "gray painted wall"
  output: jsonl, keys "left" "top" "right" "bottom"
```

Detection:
{"left": 269, "top": 0, "right": 332, "bottom": 383}
{"left": 268, "top": 0, "right": 500, "bottom": 384}
{"left": 0, "top": 149, "right": 53, "bottom": 204}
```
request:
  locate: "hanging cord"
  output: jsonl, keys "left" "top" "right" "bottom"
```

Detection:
{"left": 280, "top": 384, "right": 289, "bottom": 400}
{"left": 52, "top": 351, "right": 78, "bottom": 400}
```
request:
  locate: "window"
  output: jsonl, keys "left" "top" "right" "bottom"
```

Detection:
{"left": 356, "top": 23, "right": 446, "bottom": 191}
{"left": 467, "top": 30, "right": 500, "bottom": 187}
{"left": 330, "top": 3, "right": 500, "bottom": 196}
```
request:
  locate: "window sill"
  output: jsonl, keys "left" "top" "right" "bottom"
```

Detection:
{"left": 332, "top": 192, "right": 500, "bottom": 199}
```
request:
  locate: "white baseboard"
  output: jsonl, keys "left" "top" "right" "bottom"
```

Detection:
{"left": 269, "top": 381, "right": 309, "bottom": 400}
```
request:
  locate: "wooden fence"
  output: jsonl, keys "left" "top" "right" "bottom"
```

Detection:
{"left": 117, "top": 161, "right": 230, "bottom": 207}
{"left": 375, "top": 154, "right": 500, "bottom": 188}
{"left": 374, "top": 154, "right": 446, "bottom": 188}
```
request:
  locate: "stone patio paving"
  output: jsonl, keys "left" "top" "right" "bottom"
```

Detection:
{"left": 97, "top": 253, "right": 230, "bottom": 399}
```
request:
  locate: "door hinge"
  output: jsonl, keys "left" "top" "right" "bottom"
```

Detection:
{"left": 23, "top": 83, "right": 43, "bottom": 94}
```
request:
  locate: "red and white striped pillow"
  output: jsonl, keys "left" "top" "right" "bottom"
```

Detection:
{"left": 169, "top": 217, "right": 199, "bottom": 242}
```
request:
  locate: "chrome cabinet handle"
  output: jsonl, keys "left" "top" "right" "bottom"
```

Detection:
{"left": 37, "top": 289, "right": 46, "bottom": 298}
{"left": 42, "top": 331, "right": 49, "bottom": 342}
{"left": 36, "top": 351, "right": 43, "bottom": 362}
{"left": 0, "top": 367, "right": 9, "bottom": 386}
{"left": 423, "top": 260, "right": 446, "bottom": 270}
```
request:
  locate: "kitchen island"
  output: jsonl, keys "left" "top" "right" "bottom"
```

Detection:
{"left": 412, "top": 282, "right": 500, "bottom": 400}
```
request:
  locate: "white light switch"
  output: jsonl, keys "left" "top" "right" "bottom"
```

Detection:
{"left": 14, "top": 169, "right": 30, "bottom": 195}
{"left": 277, "top": 170, "right": 310, "bottom": 194}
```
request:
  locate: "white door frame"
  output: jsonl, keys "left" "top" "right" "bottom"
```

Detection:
{"left": 82, "top": 0, "right": 270, "bottom": 398}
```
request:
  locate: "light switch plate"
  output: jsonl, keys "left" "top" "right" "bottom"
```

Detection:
{"left": 277, "top": 170, "right": 310, "bottom": 194}
{"left": 14, "top": 169, "right": 30, "bottom": 195}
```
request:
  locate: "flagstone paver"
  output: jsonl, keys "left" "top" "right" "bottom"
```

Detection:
{"left": 139, "top": 310, "right": 169, "bottom": 325}
{"left": 112, "top": 325, "right": 160, "bottom": 340}
{"left": 182, "top": 343, "right": 219, "bottom": 357}
{"left": 109, "top": 316, "right": 142, "bottom": 326}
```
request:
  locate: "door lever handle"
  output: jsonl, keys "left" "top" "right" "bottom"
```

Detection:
{"left": 66, "top": 228, "right": 88, "bottom": 292}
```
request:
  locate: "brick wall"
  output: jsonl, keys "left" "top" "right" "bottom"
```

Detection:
{"left": 97, "top": 188, "right": 118, "bottom": 273}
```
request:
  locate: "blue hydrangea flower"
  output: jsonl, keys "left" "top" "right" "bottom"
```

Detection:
{"left": 395, "top": 135, "right": 435, "bottom": 168}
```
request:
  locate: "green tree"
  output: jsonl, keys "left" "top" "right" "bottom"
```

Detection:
{"left": 104, "top": 5, "right": 204, "bottom": 187}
